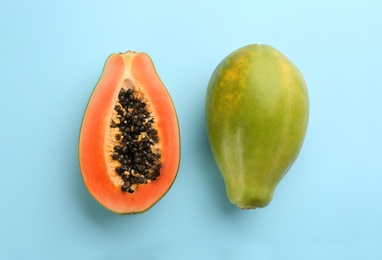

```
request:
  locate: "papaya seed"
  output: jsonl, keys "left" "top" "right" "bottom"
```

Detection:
{"left": 110, "top": 87, "right": 162, "bottom": 193}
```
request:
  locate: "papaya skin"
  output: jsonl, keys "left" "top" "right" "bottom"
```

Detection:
{"left": 205, "top": 44, "right": 309, "bottom": 209}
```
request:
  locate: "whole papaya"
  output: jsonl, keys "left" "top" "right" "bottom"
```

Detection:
{"left": 205, "top": 44, "right": 309, "bottom": 209}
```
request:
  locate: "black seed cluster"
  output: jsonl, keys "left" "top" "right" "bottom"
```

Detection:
{"left": 110, "top": 88, "right": 161, "bottom": 193}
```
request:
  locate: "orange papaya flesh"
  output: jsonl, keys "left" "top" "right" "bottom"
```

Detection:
{"left": 79, "top": 51, "right": 180, "bottom": 214}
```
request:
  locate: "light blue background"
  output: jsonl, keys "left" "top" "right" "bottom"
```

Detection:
{"left": 1, "top": 0, "right": 381, "bottom": 259}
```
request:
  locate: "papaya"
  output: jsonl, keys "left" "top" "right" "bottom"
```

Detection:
{"left": 79, "top": 51, "right": 180, "bottom": 214}
{"left": 205, "top": 44, "right": 309, "bottom": 209}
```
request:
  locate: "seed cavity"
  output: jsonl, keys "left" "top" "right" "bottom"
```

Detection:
{"left": 107, "top": 79, "right": 161, "bottom": 193}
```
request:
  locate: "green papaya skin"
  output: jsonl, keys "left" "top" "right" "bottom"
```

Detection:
{"left": 205, "top": 44, "right": 309, "bottom": 209}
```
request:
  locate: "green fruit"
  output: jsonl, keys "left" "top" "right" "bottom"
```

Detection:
{"left": 205, "top": 44, "right": 309, "bottom": 209}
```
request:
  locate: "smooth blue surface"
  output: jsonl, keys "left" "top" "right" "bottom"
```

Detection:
{"left": 1, "top": 0, "right": 381, "bottom": 259}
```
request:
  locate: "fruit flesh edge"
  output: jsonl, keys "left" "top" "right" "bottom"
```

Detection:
{"left": 79, "top": 52, "right": 180, "bottom": 214}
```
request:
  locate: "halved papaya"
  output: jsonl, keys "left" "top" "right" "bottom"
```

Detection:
{"left": 79, "top": 51, "right": 180, "bottom": 214}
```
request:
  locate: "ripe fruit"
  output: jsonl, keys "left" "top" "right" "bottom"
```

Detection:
{"left": 205, "top": 44, "right": 309, "bottom": 209}
{"left": 79, "top": 51, "right": 180, "bottom": 214}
